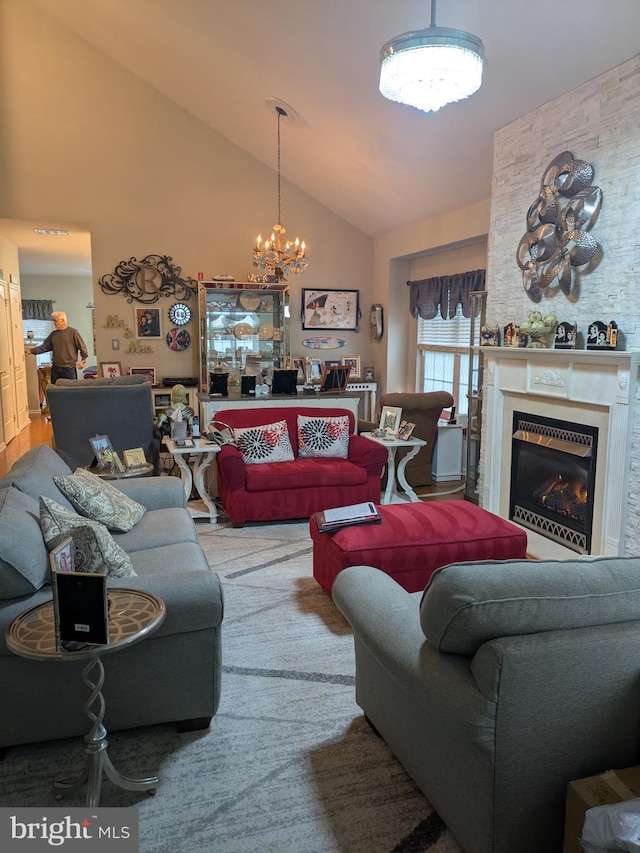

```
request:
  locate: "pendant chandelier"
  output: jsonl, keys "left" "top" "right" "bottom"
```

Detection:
{"left": 253, "top": 102, "right": 308, "bottom": 282}
{"left": 379, "top": 0, "right": 485, "bottom": 114}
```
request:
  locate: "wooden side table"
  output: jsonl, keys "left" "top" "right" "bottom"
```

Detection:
{"left": 361, "top": 432, "right": 427, "bottom": 503}
{"left": 6, "top": 589, "right": 166, "bottom": 807}
{"left": 163, "top": 437, "right": 220, "bottom": 523}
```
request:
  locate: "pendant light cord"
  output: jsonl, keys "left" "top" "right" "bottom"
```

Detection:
{"left": 276, "top": 105, "right": 286, "bottom": 227}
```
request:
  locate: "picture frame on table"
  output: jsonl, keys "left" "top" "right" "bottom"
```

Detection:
{"left": 319, "top": 364, "right": 350, "bottom": 393}
{"left": 341, "top": 356, "right": 361, "bottom": 379}
{"left": 286, "top": 357, "right": 306, "bottom": 382}
{"left": 49, "top": 536, "right": 75, "bottom": 574}
{"left": 363, "top": 366, "right": 375, "bottom": 382}
{"left": 379, "top": 406, "right": 402, "bottom": 436}
{"left": 98, "top": 361, "right": 122, "bottom": 379}
{"left": 123, "top": 447, "right": 148, "bottom": 469}
{"left": 129, "top": 367, "right": 157, "bottom": 385}
{"left": 88, "top": 434, "right": 124, "bottom": 473}
{"left": 310, "top": 358, "right": 323, "bottom": 380}
{"left": 302, "top": 288, "right": 360, "bottom": 331}
{"left": 397, "top": 420, "right": 416, "bottom": 441}
{"left": 135, "top": 307, "right": 162, "bottom": 339}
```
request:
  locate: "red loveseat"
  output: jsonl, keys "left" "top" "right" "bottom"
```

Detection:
{"left": 214, "top": 406, "right": 388, "bottom": 527}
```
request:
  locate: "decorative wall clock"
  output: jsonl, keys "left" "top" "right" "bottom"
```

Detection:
{"left": 166, "top": 328, "right": 191, "bottom": 351}
{"left": 168, "top": 303, "right": 191, "bottom": 326}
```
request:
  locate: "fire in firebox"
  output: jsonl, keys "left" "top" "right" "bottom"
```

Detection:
{"left": 534, "top": 474, "right": 588, "bottom": 525}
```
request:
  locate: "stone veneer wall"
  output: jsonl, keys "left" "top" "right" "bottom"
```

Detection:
{"left": 484, "top": 54, "right": 640, "bottom": 554}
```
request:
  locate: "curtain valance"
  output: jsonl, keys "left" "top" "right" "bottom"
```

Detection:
{"left": 407, "top": 269, "right": 485, "bottom": 320}
{"left": 22, "top": 299, "right": 54, "bottom": 321}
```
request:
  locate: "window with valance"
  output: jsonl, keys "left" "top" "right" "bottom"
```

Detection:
{"left": 22, "top": 299, "right": 54, "bottom": 321}
{"left": 407, "top": 269, "right": 485, "bottom": 320}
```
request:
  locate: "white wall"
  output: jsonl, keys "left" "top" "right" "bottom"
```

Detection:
{"left": 0, "top": 0, "right": 373, "bottom": 383}
{"left": 486, "top": 55, "right": 640, "bottom": 554}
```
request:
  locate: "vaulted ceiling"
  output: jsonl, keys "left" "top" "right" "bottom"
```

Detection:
{"left": 12, "top": 0, "right": 640, "bottom": 273}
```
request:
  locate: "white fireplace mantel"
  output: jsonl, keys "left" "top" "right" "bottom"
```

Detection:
{"left": 480, "top": 347, "right": 639, "bottom": 559}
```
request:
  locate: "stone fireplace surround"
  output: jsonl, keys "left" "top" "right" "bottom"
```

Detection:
{"left": 481, "top": 347, "right": 639, "bottom": 559}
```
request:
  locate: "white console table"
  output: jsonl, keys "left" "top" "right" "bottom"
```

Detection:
{"left": 199, "top": 393, "right": 362, "bottom": 426}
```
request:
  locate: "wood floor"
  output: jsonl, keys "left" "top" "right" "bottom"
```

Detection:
{"left": 0, "top": 417, "right": 53, "bottom": 479}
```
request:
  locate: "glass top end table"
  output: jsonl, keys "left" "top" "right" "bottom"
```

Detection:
{"left": 6, "top": 588, "right": 166, "bottom": 806}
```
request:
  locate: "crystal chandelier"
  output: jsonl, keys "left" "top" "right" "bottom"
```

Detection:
{"left": 379, "top": 0, "right": 485, "bottom": 114}
{"left": 253, "top": 103, "right": 308, "bottom": 282}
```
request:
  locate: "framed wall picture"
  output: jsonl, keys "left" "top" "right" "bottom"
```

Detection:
{"left": 302, "top": 289, "right": 360, "bottom": 331}
{"left": 319, "top": 364, "right": 350, "bottom": 393}
{"left": 341, "top": 356, "right": 361, "bottom": 379}
{"left": 98, "top": 361, "right": 122, "bottom": 379}
{"left": 136, "top": 307, "right": 162, "bottom": 339}
{"left": 379, "top": 405, "right": 402, "bottom": 436}
{"left": 129, "top": 367, "right": 157, "bottom": 384}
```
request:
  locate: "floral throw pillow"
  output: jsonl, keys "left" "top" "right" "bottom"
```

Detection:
{"left": 53, "top": 468, "right": 145, "bottom": 533}
{"left": 233, "top": 420, "right": 295, "bottom": 465}
{"left": 297, "top": 415, "right": 350, "bottom": 459}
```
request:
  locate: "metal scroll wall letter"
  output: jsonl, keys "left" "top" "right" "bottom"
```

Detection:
{"left": 516, "top": 151, "right": 602, "bottom": 303}
{"left": 98, "top": 254, "right": 196, "bottom": 304}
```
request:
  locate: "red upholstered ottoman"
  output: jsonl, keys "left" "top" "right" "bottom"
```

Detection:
{"left": 310, "top": 501, "right": 528, "bottom": 597}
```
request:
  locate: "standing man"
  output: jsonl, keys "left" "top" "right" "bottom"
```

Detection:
{"left": 25, "top": 310, "right": 88, "bottom": 383}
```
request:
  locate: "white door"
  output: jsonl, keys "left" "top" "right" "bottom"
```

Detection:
{"left": 9, "top": 281, "right": 29, "bottom": 432}
{"left": 0, "top": 280, "right": 16, "bottom": 443}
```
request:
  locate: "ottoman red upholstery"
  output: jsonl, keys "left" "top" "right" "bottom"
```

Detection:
{"left": 310, "top": 500, "right": 528, "bottom": 597}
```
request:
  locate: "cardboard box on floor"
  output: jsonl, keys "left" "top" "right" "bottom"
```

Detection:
{"left": 564, "top": 765, "right": 640, "bottom": 853}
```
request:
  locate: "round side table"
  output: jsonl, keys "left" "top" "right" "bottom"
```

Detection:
{"left": 6, "top": 588, "right": 166, "bottom": 807}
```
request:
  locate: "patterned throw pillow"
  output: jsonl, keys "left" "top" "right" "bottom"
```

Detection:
{"left": 39, "top": 496, "right": 136, "bottom": 578}
{"left": 53, "top": 468, "right": 145, "bottom": 532}
{"left": 297, "top": 415, "right": 350, "bottom": 459}
{"left": 233, "top": 420, "right": 295, "bottom": 465}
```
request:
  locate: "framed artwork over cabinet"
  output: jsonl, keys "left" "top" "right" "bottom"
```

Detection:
{"left": 302, "top": 289, "right": 359, "bottom": 331}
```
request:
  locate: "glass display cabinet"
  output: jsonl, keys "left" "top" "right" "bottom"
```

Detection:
{"left": 465, "top": 290, "right": 486, "bottom": 503}
{"left": 198, "top": 282, "right": 290, "bottom": 394}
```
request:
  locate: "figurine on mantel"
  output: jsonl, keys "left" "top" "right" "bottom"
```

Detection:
{"left": 519, "top": 311, "right": 557, "bottom": 348}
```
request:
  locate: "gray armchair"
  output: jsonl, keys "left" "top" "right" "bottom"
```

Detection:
{"left": 358, "top": 391, "right": 454, "bottom": 487}
{"left": 46, "top": 376, "right": 160, "bottom": 471}
{"left": 333, "top": 556, "right": 640, "bottom": 853}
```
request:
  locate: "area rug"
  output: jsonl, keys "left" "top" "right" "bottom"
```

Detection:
{"left": 0, "top": 520, "right": 462, "bottom": 853}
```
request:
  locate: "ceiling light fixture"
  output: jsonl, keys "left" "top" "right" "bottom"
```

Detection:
{"left": 379, "top": 0, "right": 485, "bottom": 114}
{"left": 253, "top": 101, "right": 307, "bottom": 282}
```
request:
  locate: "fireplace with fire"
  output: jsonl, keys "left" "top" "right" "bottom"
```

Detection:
{"left": 509, "top": 412, "right": 598, "bottom": 554}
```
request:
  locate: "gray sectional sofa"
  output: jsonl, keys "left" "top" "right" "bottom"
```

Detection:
{"left": 0, "top": 444, "right": 223, "bottom": 752}
{"left": 333, "top": 557, "right": 640, "bottom": 853}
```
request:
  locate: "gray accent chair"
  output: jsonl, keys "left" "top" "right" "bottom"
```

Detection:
{"left": 358, "top": 391, "right": 454, "bottom": 487}
{"left": 46, "top": 376, "right": 160, "bottom": 471}
{"left": 333, "top": 557, "right": 640, "bottom": 853}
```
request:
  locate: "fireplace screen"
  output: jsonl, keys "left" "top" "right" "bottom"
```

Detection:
{"left": 509, "top": 413, "right": 598, "bottom": 553}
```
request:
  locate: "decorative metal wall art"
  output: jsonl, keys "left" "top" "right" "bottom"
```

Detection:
{"left": 517, "top": 151, "right": 602, "bottom": 302}
{"left": 98, "top": 254, "right": 197, "bottom": 304}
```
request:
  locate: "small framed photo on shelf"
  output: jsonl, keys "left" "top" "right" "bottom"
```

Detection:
{"left": 123, "top": 447, "right": 147, "bottom": 469}
{"left": 379, "top": 406, "right": 402, "bottom": 436}
{"left": 98, "top": 361, "right": 122, "bottom": 379}
{"left": 309, "top": 358, "right": 323, "bottom": 381}
{"left": 49, "top": 536, "right": 75, "bottom": 574}
{"left": 554, "top": 321, "right": 577, "bottom": 349}
{"left": 324, "top": 359, "right": 341, "bottom": 368}
{"left": 129, "top": 367, "right": 157, "bottom": 385}
{"left": 286, "top": 357, "right": 306, "bottom": 382}
{"left": 397, "top": 420, "right": 416, "bottom": 440}
{"left": 341, "top": 356, "right": 361, "bottom": 379}
{"left": 319, "top": 364, "right": 350, "bottom": 393}
{"left": 363, "top": 366, "right": 375, "bottom": 382}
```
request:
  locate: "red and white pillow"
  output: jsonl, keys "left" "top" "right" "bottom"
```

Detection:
{"left": 297, "top": 415, "right": 350, "bottom": 459}
{"left": 233, "top": 420, "right": 294, "bottom": 465}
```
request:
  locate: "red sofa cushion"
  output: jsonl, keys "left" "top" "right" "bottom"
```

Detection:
{"left": 245, "top": 457, "right": 368, "bottom": 492}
